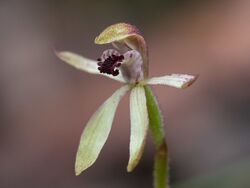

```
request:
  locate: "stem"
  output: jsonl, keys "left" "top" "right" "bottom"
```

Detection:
{"left": 144, "top": 85, "right": 169, "bottom": 188}
{"left": 154, "top": 142, "right": 168, "bottom": 188}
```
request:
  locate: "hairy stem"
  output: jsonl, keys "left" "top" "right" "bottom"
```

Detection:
{"left": 144, "top": 85, "right": 169, "bottom": 188}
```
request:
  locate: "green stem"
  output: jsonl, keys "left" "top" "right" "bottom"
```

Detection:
{"left": 154, "top": 142, "right": 168, "bottom": 188}
{"left": 144, "top": 85, "right": 169, "bottom": 188}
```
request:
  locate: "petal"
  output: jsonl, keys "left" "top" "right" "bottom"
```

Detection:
{"left": 56, "top": 51, "right": 125, "bottom": 83}
{"left": 75, "top": 85, "right": 129, "bottom": 175}
{"left": 145, "top": 74, "right": 198, "bottom": 89}
{"left": 127, "top": 86, "right": 149, "bottom": 172}
{"left": 94, "top": 23, "right": 149, "bottom": 77}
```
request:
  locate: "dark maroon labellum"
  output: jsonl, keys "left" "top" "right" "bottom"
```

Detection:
{"left": 97, "top": 54, "right": 124, "bottom": 76}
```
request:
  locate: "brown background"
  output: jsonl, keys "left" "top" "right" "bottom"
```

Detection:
{"left": 1, "top": 0, "right": 250, "bottom": 187}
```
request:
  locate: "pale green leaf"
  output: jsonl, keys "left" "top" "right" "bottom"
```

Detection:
{"left": 75, "top": 85, "right": 129, "bottom": 175}
{"left": 145, "top": 74, "right": 198, "bottom": 89}
{"left": 56, "top": 51, "right": 125, "bottom": 82}
{"left": 127, "top": 86, "right": 148, "bottom": 172}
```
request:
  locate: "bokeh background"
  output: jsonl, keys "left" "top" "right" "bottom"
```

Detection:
{"left": 1, "top": 0, "right": 250, "bottom": 187}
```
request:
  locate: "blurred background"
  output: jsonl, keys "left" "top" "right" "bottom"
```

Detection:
{"left": 1, "top": 0, "right": 250, "bottom": 187}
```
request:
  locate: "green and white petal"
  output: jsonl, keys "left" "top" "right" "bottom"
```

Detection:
{"left": 75, "top": 85, "right": 129, "bottom": 175}
{"left": 145, "top": 74, "right": 198, "bottom": 89}
{"left": 127, "top": 86, "right": 149, "bottom": 172}
{"left": 56, "top": 51, "right": 125, "bottom": 83}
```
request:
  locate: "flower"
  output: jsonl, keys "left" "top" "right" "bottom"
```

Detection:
{"left": 56, "top": 23, "right": 197, "bottom": 176}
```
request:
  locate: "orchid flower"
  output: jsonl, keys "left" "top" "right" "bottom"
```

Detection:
{"left": 57, "top": 23, "right": 197, "bottom": 187}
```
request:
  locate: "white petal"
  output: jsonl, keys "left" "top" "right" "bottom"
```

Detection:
{"left": 145, "top": 74, "right": 198, "bottom": 89}
{"left": 127, "top": 86, "right": 148, "bottom": 172}
{"left": 75, "top": 85, "right": 129, "bottom": 175}
{"left": 56, "top": 51, "right": 125, "bottom": 83}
